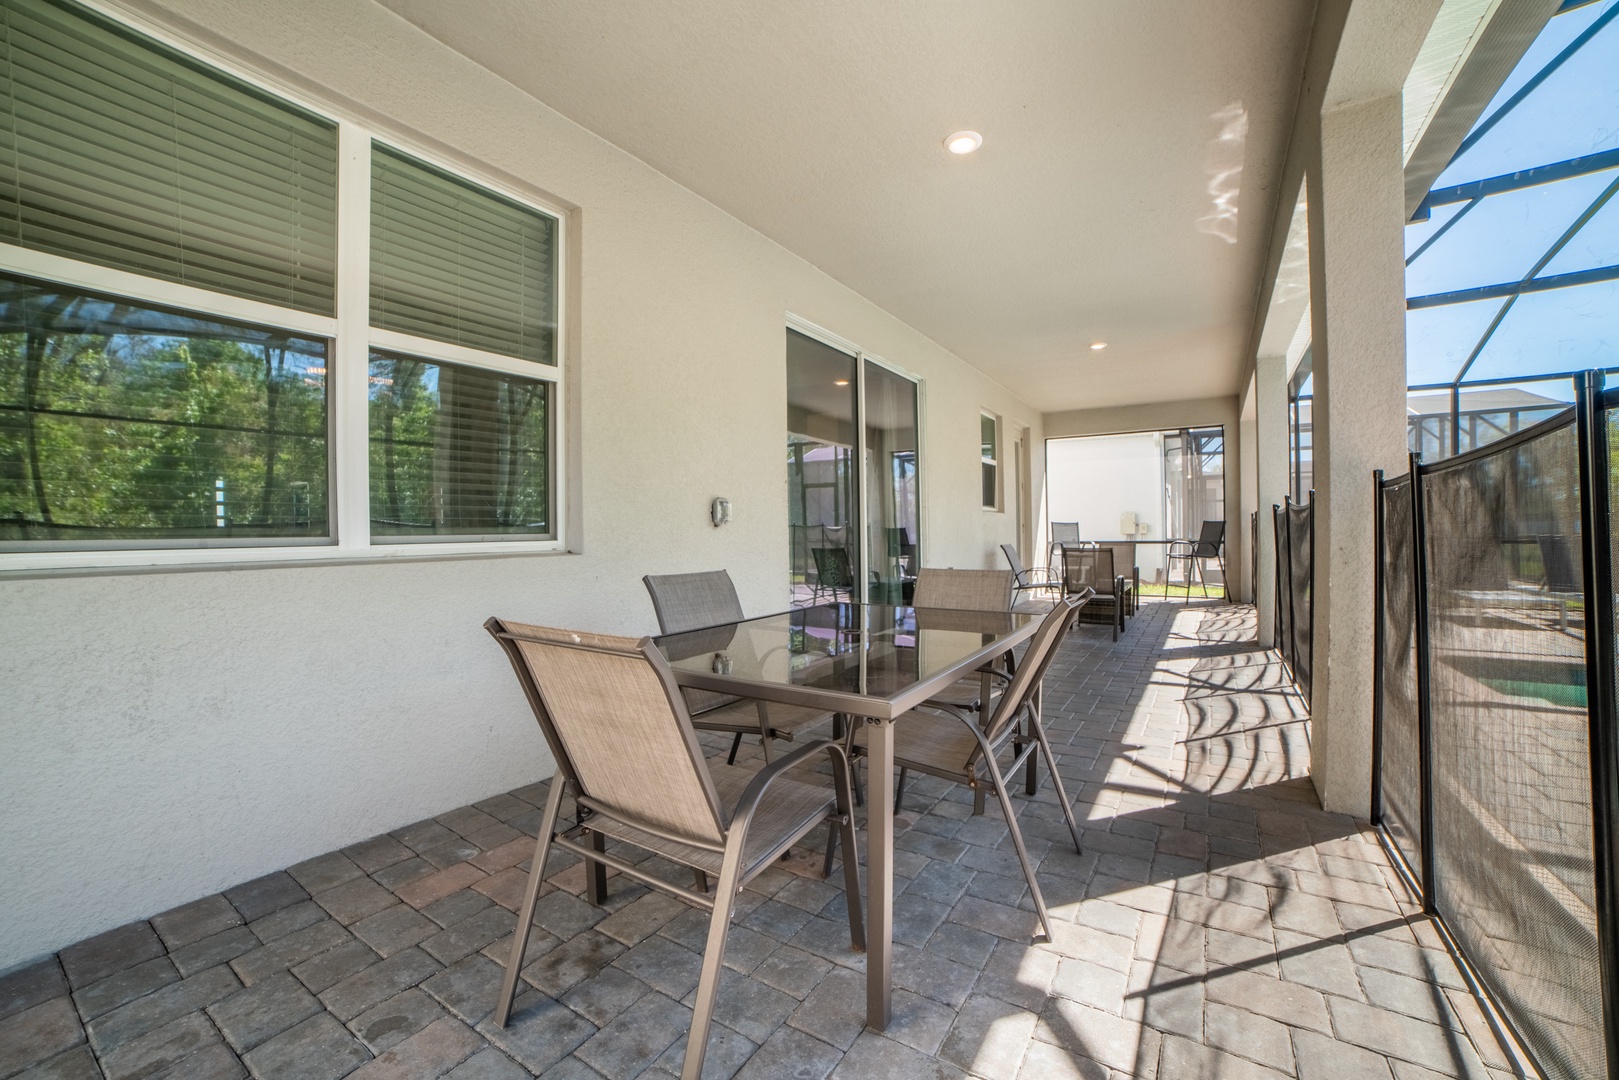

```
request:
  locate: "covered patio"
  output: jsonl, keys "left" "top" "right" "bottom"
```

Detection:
{"left": 4, "top": 0, "right": 1615, "bottom": 1078}
{"left": 1, "top": 603, "right": 1520, "bottom": 1079}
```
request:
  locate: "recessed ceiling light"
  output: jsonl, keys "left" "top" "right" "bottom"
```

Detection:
{"left": 1089, "top": 341, "right": 1107, "bottom": 351}
{"left": 944, "top": 131, "right": 982, "bottom": 155}
{"left": 834, "top": 379, "right": 850, "bottom": 386}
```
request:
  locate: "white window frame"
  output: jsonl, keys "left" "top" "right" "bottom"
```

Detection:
{"left": 0, "top": 0, "right": 569, "bottom": 573}
{"left": 981, "top": 412, "right": 1002, "bottom": 511}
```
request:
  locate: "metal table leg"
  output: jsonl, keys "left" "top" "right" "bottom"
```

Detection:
{"left": 864, "top": 716, "right": 894, "bottom": 1030}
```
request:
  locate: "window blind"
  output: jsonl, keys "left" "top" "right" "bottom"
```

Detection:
{"left": 370, "top": 144, "right": 557, "bottom": 365}
{"left": 368, "top": 349, "right": 550, "bottom": 540}
{"left": 0, "top": 0, "right": 338, "bottom": 314}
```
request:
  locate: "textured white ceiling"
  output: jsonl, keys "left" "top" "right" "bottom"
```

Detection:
{"left": 375, "top": 0, "right": 1315, "bottom": 411}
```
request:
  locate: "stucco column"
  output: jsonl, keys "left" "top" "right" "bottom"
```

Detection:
{"left": 1254, "top": 354, "right": 1289, "bottom": 644}
{"left": 1305, "top": 93, "right": 1410, "bottom": 817}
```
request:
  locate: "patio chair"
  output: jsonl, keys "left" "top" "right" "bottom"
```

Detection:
{"left": 1002, "top": 543, "right": 1060, "bottom": 610}
{"left": 645, "top": 570, "right": 836, "bottom": 764}
{"left": 910, "top": 567, "right": 1018, "bottom": 712}
{"left": 1535, "top": 534, "right": 1582, "bottom": 631}
{"left": 1098, "top": 541, "right": 1140, "bottom": 615}
{"left": 852, "top": 594, "right": 1087, "bottom": 942}
{"left": 1060, "top": 544, "right": 1127, "bottom": 640}
{"left": 1048, "top": 521, "right": 1080, "bottom": 572}
{"left": 1166, "top": 520, "right": 1225, "bottom": 603}
{"left": 485, "top": 618, "right": 863, "bottom": 1080}
{"left": 912, "top": 566, "right": 1013, "bottom": 612}
{"left": 908, "top": 565, "right": 1055, "bottom": 798}
{"left": 809, "top": 546, "right": 855, "bottom": 603}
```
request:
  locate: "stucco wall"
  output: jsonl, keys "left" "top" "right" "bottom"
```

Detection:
{"left": 0, "top": 0, "right": 1040, "bottom": 971}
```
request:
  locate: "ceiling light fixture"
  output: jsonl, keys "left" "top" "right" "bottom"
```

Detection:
{"left": 834, "top": 379, "right": 850, "bottom": 386}
{"left": 1089, "top": 341, "right": 1107, "bottom": 351}
{"left": 944, "top": 131, "right": 982, "bottom": 155}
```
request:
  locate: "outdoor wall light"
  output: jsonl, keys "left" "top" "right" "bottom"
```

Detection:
{"left": 711, "top": 497, "right": 731, "bottom": 527}
{"left": 945, "top": 131, "right": 982, "bottom": 155}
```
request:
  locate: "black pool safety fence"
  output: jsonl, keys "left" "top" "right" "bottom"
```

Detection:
{"left": 1371, "top": 370, "right": 1619, "bottom": 1080}
{"left": 1272, "top": 492, "right": 1314, "bottom": 707}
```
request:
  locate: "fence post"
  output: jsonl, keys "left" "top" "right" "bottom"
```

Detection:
{"left": 1575, "top": 370, "right": 1619, "bottom": 1078}
{"left": 1371, "top": 470, "right": 1385, "bottom": 827}
{"left": 1408, "top": 451, "right": 1436, "bottom": 913}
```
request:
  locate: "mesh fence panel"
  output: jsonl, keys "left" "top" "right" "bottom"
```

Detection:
{"left": 1274, "top": 505, "right": 1292, "bottom": 655}
{"left": 1286, "top": 500, "right": 1313, "bottom": 703}
{"left": 1378, "top": 475, "right": 1423, "bottom": 886}
{"left": 1422, "top": 414, "right": 1603, "bottom": 1080}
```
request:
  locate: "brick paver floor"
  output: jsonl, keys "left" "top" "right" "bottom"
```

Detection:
{"left": 1, "top": 601, "right": 1525, "bottom": 1079}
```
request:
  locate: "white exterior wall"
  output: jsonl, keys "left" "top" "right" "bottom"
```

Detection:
{"left": 0, "top": 0, "right": 1040, "bottom": 971}
{"left": 1045, "top": 433, "right": 1168, "bottom": 580}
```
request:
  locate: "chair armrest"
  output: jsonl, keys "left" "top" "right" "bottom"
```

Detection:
{"left": 1013, "top": 568, "right": 1061, "bottom": 593}
{"left": 911, "top": 702, "right": 1017, "bottom": 756}
{"left": 728, "top": 738, "right": 844, "bottom": 835}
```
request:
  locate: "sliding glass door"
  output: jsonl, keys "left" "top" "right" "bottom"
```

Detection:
{"left": 863, "top": 359, "right": 919, "bottom": 603}
{"left": 786, "top": 328, "right": 920, "bottom": 605}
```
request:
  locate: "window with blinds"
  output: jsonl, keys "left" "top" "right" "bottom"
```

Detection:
{"left": 371, "top": 144, "right": 558, "bottom": 366}
{"left": 0, "top": 0, "right": 566, "bottom": 559}
{"left": 0, "top": 274, "right": 330, "bottom": 548}
{"left": 981, "top": 413, "right": 1000, "bottom": 509}
{"left": 368, "top": 350, "right": 550, "bottom": 541}
{"left": 0, "top": 0, "right": 338, "bottom": 315}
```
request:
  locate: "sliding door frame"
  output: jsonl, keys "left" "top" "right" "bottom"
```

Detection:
{"left": 787, "top": 314, "right": 924, "bottom": 601}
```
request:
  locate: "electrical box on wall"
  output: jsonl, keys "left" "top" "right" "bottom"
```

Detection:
{"left": 1120, "top": 511, "right": 1137, "bottom": 536}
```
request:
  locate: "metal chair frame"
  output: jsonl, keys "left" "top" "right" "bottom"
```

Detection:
{"left": 1001, "top": 542, "right": 1062, "bottom": 605}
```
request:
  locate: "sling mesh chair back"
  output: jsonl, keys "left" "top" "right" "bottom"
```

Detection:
{"left": 911, "top": 566, "right": 1014, "bottom": 611}
{"left": 485, "top": 618, "right": 863, "bottom": 1080}
{"left": 1061, "top": 544, "right": 1126, "bottom": 639}
{"left": 854, "top": 594, "right": 1089, "bottom": 942}
{"left": 1048, "top": 521, "right": 1081, "bottom": 573}
{"left": 809, "top": 546, "right": 855, "bottom": 602}
{"left": 645, "top": 570, "right": 834, "bottom": 764}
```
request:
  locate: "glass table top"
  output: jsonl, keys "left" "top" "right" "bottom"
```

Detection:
{"left": 655, "top": 602, "right": 1038, "bottom": 715}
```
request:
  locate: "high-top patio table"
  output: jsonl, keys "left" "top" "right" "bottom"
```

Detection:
{"left": 656, "top": 601, "right": 1041, "bottom": 1030}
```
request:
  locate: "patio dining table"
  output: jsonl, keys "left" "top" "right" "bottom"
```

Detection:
{"left": 655, "top": 600, "right": 1042, "bottom": 1030}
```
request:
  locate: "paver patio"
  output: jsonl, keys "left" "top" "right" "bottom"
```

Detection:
{"left": 0, "top": 601, "right": 1523, "bottom": 1079}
